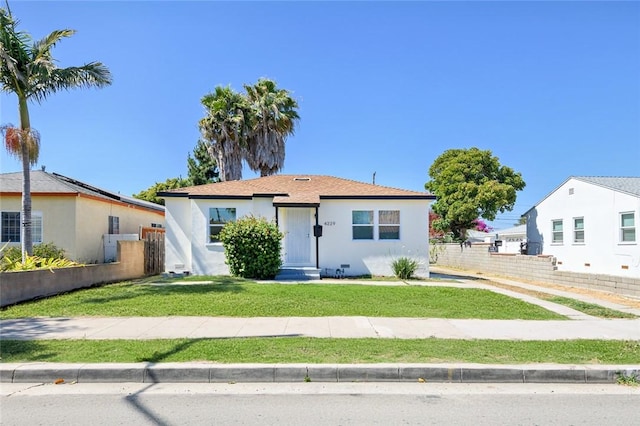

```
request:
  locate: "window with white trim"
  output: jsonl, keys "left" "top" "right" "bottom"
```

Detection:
{"left": 379, "top": 210, "right": 400, "bottom": 240}
{"left": 352, "top": 210, "right": 400, "bottom": 240}
{"left": 352, "top": 210, "right": 374, "bottom": 240}
{"left": 573, "top": 217, "right": 584, "bottom": 243}
{"left": 551, "top": 219, "right": 563, "bottom": 244}
{"left": 620, "top": 212, "right": 636, "bottom": 243}
{"left": 1, "top": 211, "right": 43, "bottom": 243}
{"left": 209, "top": 208, "right": 236, "bottom": 243}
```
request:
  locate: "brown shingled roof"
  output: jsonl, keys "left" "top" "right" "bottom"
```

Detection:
{"left": 160, "top": 175, "right": 434, "bottom": 203}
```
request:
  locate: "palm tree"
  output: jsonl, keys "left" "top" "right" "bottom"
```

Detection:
{"left": 244, "top": 78, "right": 299, "bottom": 176}
{"left": 199, "top": 86, "right": 251, "bottom": 181}
{"left": 1, "top": 4, "right": 112, "bottom": 259}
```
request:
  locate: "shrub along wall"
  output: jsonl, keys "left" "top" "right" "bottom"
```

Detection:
{"left": 434, "top": 243, "right": 640, "bottom": 298}
{"left": 0, "top": 241, "right": 145, "bottom": 307}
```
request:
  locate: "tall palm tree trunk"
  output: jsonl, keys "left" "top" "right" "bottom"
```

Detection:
{"left": 18, "top": 96, "right": 33, "bottom": 260}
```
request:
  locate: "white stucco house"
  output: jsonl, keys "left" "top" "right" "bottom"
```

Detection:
{"left": 159, "top": 175, "right": 436, "bottom": 278}
{"left": 467, "top": 225, "right": 527, "bottom": 254}
{"left": 523, "top": 176, "right": 639, "bottom": 278}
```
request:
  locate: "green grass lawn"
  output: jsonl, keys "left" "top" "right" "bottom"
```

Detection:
{"left": 2, "top": 338, "right": 638, "bottom": 364}
{"left": 0, "top": 277, "right": 565, "bottom": 320}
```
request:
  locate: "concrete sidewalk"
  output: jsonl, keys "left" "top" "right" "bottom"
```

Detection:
{"left": 1, "top": 269, "right": 639, "bottom": 384}
{"left": 2, "top": 316, "right": 640, "bottom": 341}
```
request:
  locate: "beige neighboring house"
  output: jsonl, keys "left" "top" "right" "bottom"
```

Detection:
{"left": 0, "top": 171, "right": 165, "bottom": 263}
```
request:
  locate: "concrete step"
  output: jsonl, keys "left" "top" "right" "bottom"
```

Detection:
{"left": 275, "top": 268, "right": 321, "bottom": 281}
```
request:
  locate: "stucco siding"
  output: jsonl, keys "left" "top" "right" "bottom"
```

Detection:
{"left": 190, "top": 199, "right": 257, "bottom": 275}
{"left": 164, "top": 198, "right": 193, "bottom": 273}
{"left": 75, "top": 197, "right": 164, "bottom": 263}
{"left": 526, "top": 178, "right": 640, "bottom": 277}
{"left": 316, "top": 199, "right": 430, "bottom": 277}
{"left": 0, "top": 195, "right": 77, "bottom": 258}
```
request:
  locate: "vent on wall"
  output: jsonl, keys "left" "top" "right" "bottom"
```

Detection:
{"left": 569, "top": 188, "right": 574, "bottom": 195}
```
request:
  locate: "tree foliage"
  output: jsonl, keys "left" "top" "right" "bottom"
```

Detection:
{"left": 133, "top": 177, "right": 190, "bottom": 205}
{"left": 218, "top": 215, "right": 284, "bottom": 280}
{"left": 1, "top": 4, "right": 111, "bottom": 258}
{"left": 134, "top": 140, "right": 219, "bottom": 205}
{"left": 199, "top": 78, "right": 299, "bottom": 181}
{"left": 425, "top": 148, "right": 525, "bottom": 240}
{"left": 187, "top": 139, "right": 219, "bottom": 185}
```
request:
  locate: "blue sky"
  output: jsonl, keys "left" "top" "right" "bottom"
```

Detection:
{"left": 1, "top": 1, "right": 638, "bottom": 228}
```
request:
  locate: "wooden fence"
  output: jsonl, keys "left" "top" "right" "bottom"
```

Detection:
{"left": 144, "top": 231, "right": 165, "bottom": 275}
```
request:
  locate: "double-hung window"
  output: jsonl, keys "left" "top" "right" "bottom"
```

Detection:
{"left": 620, "top": 212, "right": 636, "bottom": 243}
{"left": 209, "top": 208, "right": 236, "bottom": 243}
{"left": 352, "top": 210, "right": 374, "bottom": 240}
{"left": 108, "top": 216, "right": 120, "bottom": 234}
{"left": 1, "top": 211, "right": 43, "bottom": 243}
{"left": 352, "top": 210, "right": 400, "bottom": 240}
{"left": 573, "top": 217, "right": 584, "bottom": 243}
{"left": 379, "top": 210, "right": 400, "bottom": 239}
{"left": 551, "top": 219, "right": 563, "bottom": 244}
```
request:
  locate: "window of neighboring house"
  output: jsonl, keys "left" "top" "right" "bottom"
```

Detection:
{"left": 1, "top": 211, "right": 43, "bottom": 243}
{"left": 551, "top": 219, "right": 563, "bottom": 244}
{"left": 620, "top": 212, "right": 636, "bottom": 243}
{"left": 209, "top": 207, "right": 236, "bottom": 243}
{"left": 379, "top": 210, "right": 400, "bottom": 240}
{"left": 108, "top": 216, "right": 120, "bottom": 234}
{"left": 573, "top": 217, "right": 584, "bottom": 243}
{"left": 352, "top": 210, "right": 374, "bottom": 240}
{"left": 31, "top": 212, "right": 43, "bottom": 243}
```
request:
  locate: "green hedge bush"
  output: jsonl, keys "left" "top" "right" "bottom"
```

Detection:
{"left": 219, "top": 215, "right": 284, "bottom": 279}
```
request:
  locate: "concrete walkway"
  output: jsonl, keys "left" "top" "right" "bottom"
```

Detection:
{"left": 2, "top": 268, "right": 639, "bottom": 384}
{"left": 2, "top": 316, "right": 640, "bottom": 341}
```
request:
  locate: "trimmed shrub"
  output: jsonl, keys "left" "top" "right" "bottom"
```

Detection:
{"left": 391, "top": 256, "right": 419, "bottom": 280}
{"left": 219, "top": 215, "right": 284, "bottom": 279}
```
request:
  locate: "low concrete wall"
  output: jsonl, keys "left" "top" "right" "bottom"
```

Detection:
{"left": 1, "top": 241, "right": 145, "bottom": 307}
{"left": 433, "top": 243, "right": 640, "bottom": 298}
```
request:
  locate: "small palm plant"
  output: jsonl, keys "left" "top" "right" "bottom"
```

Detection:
{"left": 391, "top": 257, "right": 420, "bottom": 280}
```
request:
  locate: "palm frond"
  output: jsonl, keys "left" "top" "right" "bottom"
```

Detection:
{"left": 1, "top": 124, "right": 40, "bottom": 165}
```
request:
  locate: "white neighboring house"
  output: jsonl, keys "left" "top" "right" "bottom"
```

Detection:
{"left": 159, "top": 175, "right": 435, "bottom": 278}
{"left": 466, "top": 225, "right": 527, "bottom": 254}
{"left": 523, "top": 176, "right": 639, "bottom": 278}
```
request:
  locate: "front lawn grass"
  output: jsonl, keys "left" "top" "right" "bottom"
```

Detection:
{"left": 0, "top": 278, "right": 565, "bottom": 320}
{"left": 2, "top": 338, "right": 638, "bottom": 364}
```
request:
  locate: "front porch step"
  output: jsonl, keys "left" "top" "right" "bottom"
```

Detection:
{"left": 275, "top": 267, "right": 321, "bottom": 281}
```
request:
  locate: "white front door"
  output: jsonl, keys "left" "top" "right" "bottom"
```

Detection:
{"left": 285, "top": 209, "right": 311, "bottom": 265}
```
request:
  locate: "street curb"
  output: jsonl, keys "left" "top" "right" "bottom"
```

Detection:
{"left": 1, "top": 363, "right": 638, "bottom": 384}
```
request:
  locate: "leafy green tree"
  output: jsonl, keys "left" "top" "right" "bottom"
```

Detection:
{"left": 244, "top": 78, "right": 299, "bottom": 176}
{"left": 133, "top": 177, "right": 190, "bottom": 205}
{"left": 0, "top": 4, "right": 111, "bottom": 259}
{"left": 199, "top": 86, "right": 251, "bottom": 181}
{"left": 187, "top": 139, "right": 218, "bottom": 185}
{"left": 425, "top": 148, "right": 525, "bottom": 240}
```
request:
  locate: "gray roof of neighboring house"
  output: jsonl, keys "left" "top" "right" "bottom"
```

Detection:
{"left": 0, "top": 171, "right": 164, "bottom": 213}
{"left": 522, "top": 176, "right": 640, "bottom": 215}
{"left": 572, "top": 176, "right": 640, "bottom": 198}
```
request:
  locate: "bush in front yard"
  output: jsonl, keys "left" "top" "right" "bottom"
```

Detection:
{"left": 219, "top": 215, "right": 284, "bottom": 279}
